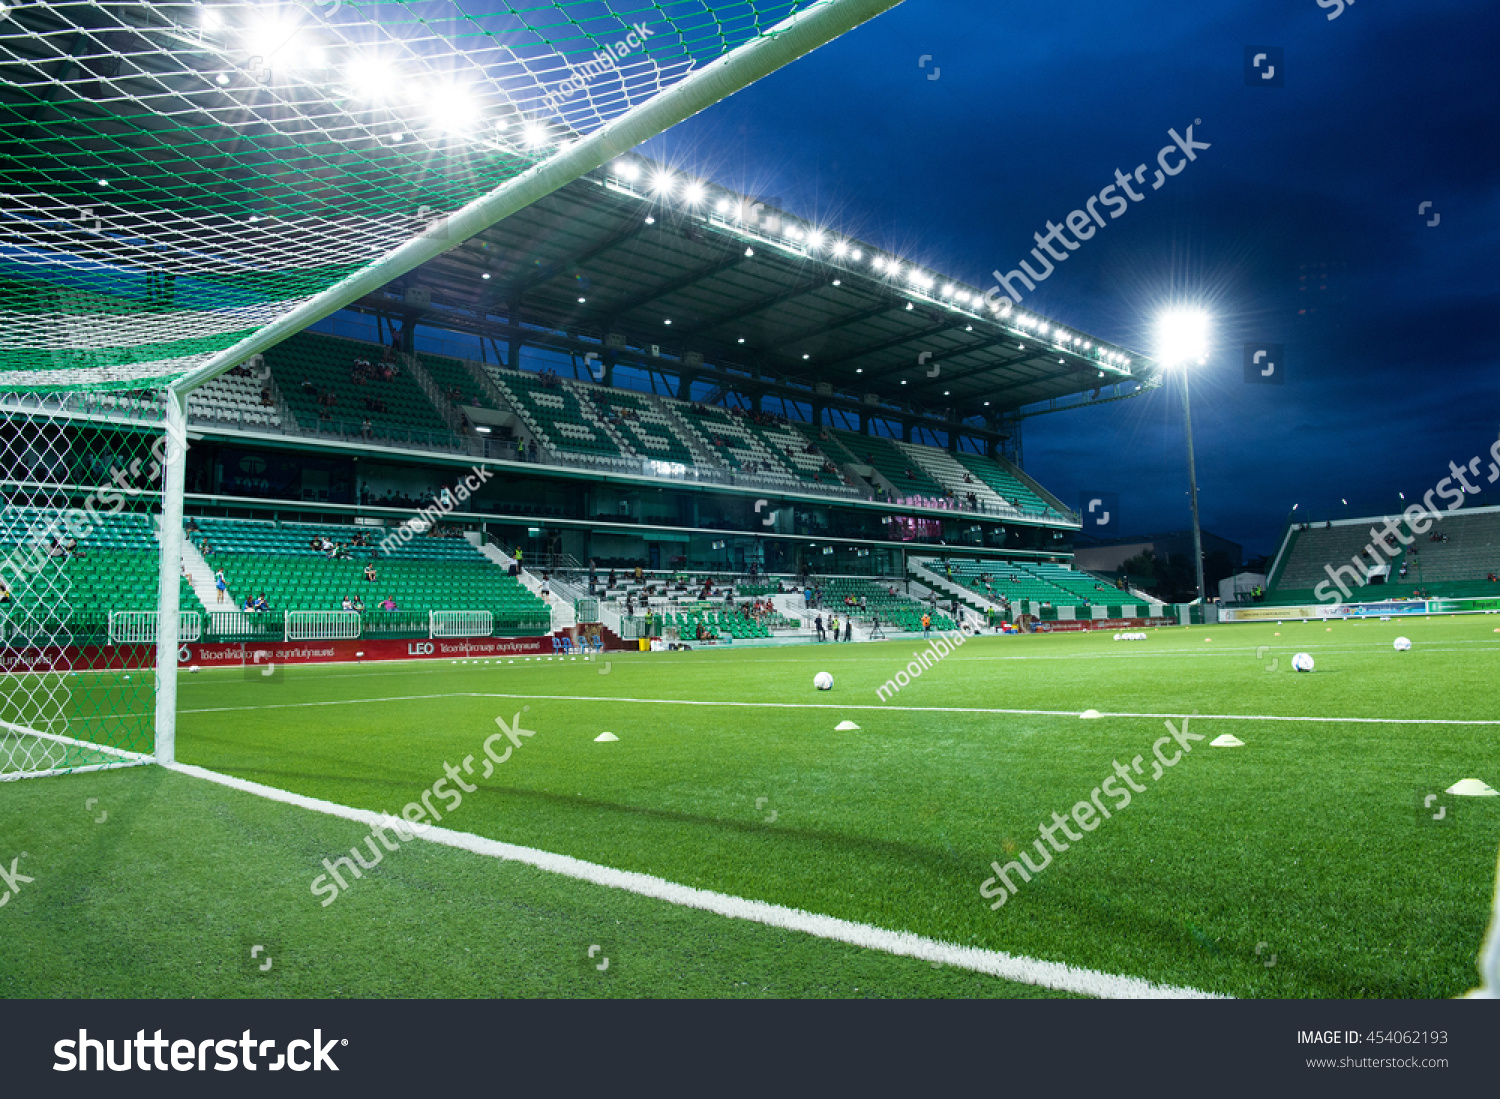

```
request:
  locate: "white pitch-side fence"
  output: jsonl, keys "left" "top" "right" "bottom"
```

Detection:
{"left": 429, "top": 610, "right": 493, "bottom": 639}
{"left": 108, "top": 610, "right": 201, "bottom": 645}
{"left": 284, "top": 610, "right": 361, "bottom": 641}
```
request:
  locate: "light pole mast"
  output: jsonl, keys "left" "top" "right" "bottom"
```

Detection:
{"left": 1179, "top": 368, "right": 1207, "bottom": 604}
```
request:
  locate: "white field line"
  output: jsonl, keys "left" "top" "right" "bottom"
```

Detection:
{"left": 0, "top": 758, "right": 152, "bottom": 782}
{"left": 178, "top": 691, "right": 1500, "bottom": 725}
{"left": 163, "top": 760, "right": 1223, "bottom": 1000}
{"left": 0, "top": 718, "right": 152, "bottom": 761}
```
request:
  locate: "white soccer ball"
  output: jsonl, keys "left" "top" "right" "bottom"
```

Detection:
{"left": 813, "top": 671, "right": 834, "bottom": 691}
{"left": 1291, "top": 652, "right": 1315, "bottom": 673}
{"left": 1393, "top": 637, "right": 1412, "bottom": 651}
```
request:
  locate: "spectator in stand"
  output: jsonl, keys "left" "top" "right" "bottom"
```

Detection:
{"left": 364, "top": 563, "right": 378, "bottom": 583}
{"left": 253, "top": 593, "right": 269, "bottom": 612}
{"left": 213, "top": 568, "right": 227, "bottom": 604}
{"left": 380, "top": 596, "right": 397, "bottom": 611}
{"left": 843, "top": 617, "right": 853, "bottom": 643}
{"left": 814, "top": 614, "right": 826, "bottom": 642}
{"left": 341, "top": 596, "right": 354, "bottom": 611}
{"left": 921, "top": 612, "right": 931, "bottom": 639}
{"left": 241, "top": 595, "right": 255, "bottom": 613}
{"left": 351, "top": 594, "right": 366, "bottom": 612}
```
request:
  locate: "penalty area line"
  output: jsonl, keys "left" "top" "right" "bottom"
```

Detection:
{"left": 162, "top": 760, "right": 1221, "bottom": 1001}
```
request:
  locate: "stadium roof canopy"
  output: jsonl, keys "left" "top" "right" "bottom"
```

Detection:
{"left": 355, "top": 152, "right": 1160, "bottom": 427}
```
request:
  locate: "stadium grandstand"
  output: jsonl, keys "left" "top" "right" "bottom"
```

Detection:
{"left": 2, "top": 148, "right": 1167, "bottom": 662}
{"left": 1238, "top": 506, "right": 1500, "bottom": 613}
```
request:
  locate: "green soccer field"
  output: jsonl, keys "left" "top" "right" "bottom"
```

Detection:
{"left": 3, "top": 617, "right": 1498, "bottom": 999}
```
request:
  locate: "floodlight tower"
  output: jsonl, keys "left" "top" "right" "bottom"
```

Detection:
{"left": 1154, "top": 309, "right": 1211, "bottom": 606}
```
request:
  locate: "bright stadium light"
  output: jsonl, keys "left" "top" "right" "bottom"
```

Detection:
{"left": 245, "top": 16, "right": 302, "bottom": 66}
{"left": 615, "top": 159, "right": 641, "bottom": 181}
{"left": 200, "top": 5, "right": 224, "bottom": 31}
{"left": 426, "top": 85, "right": 480, "bottom": 134}
{"left": 715, "top": 196, "right": 731, "bottom": 214}
{"left": 831, "top": 240, "right": 848, "bottom": 257}
{"left": 650, "top": 170, "right": 675, "bottom": 195}
{"left": 522, "top": 120, "right": 549, "bottom": 148}
{"left": 682, "top": 180, "right": 705, "bottom": 205}
{"left": 807, "top": 229, "right": 826, "bottom": 250}
{"left": 1154, "top": 306, "right": 1213, "bottom": 604}
{"left": 345, "top": 57, "right": 395, "bottom": 100}
{"left": 1154, "top": 307, "right": 1211, "bottom": 367}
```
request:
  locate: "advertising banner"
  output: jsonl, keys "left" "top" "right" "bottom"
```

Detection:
{"left": 1, "top": 633, "right": 615, "bottom": 675}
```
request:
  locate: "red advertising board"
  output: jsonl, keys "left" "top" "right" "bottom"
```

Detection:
{"left": 1, "top": 632, "right": 621, "bottom": 674}
{"left": 1032, "top": 617, "right": 1178, "bottom": 633}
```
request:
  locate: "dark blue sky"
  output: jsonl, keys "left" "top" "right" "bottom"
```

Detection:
{"left": 641, "top": 0, "right": 1500, "bottom": 556}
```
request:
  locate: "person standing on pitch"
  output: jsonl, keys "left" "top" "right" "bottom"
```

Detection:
{"left": 814, "top": 613, "right": 825, "bottom": 642}
{"left": 843, "top": 617, "right": 853, "bottom": 643}
{"left": 921, "top": 611, "right": 931, "bottom": 639}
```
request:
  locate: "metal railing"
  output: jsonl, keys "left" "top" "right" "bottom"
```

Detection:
{"left": 430, "top": 610, "right": 494, "bottom": 638}
{"left": 108, "top": 610, "right": 202, "bottom": 645}
{"left": 285, "top": 610, "right": 362, "bottom": 640}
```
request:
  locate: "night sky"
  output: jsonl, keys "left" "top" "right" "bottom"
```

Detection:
{"left": 641, "top": 0, "right": 1500, "bottom": 556}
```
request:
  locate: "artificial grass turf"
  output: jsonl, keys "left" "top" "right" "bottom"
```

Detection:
{"left": 164, "top": 616, "right": 1500, "bottom": 999}
{"left": 0, "top": 764, "right": 1070, "bottom": 999}
{"left": 9, "top": 617, "right": 1497, "bottom": 998}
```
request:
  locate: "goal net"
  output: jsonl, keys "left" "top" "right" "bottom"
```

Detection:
{"left": 0, "top": 398, "right": 169, "bottom": 779}
{"left": 0, "top": 0, "right": 900, "bottom": 393}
